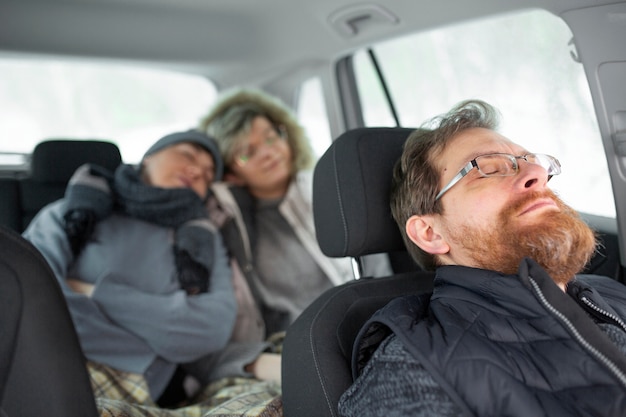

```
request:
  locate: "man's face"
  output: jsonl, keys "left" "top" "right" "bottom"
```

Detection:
{"left": 409, "top": 127, "right": 596, "bottom": 287}
{"left": 142, "top": 142, "right": 215, "bottom": 199}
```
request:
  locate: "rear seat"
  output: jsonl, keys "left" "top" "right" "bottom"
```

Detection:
{"left": 0, "top": 139, "right": 122, "bottom": 232}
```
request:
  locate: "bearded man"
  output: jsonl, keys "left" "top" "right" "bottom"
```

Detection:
{"left": 338, "top": 100, "right": 626, "bottom": 417}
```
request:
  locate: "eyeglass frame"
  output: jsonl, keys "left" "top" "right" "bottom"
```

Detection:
{"left": 232, "top": 125, "right": 288, "bottom": 167}
{"left": 435, "top": 152, "right": 561, "bottom": 200}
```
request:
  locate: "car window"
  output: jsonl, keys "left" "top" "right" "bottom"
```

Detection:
{"left": 0, "top": 57, "right": 217, "bottom": 164}
{"left": 296, "top": 77, "right": 332, "bottom": 160}
{"left": 353, "top": 8, "right": 615, "bottom": 218}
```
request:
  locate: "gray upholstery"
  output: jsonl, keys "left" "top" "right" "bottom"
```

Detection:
{"left": 30, "top": 139, "right": 121, "bottom": 183}
{"left": 0, "top": 179, "right": 20, "bottom": 232}
{"left": 0, "top": 226, "right": 98, "bottom": 416}
{"left": 0, "top": 139, "right": 122, "bottom": 232}
{"left": 282, "top": 127, "right": 435, "bottom": 417}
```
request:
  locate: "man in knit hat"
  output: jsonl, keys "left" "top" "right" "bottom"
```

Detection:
{"left": 141, "top": 130, "right": 224, "bottom": 199}
{"left": 23, "top": 130, "right": 272, "bottom": 409}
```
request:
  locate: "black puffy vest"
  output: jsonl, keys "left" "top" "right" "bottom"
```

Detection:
{"left": 353, "top": 258, "right": 626, "bottom": 417}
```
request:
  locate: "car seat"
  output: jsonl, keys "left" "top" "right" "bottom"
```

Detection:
{"left": 281, "top": 127, "right": 436, "bottom": 417}
{"left": 0, "top": 139, "right": 122, "bottom": 232}
{"left": 0, "top": 226, "right": 98, "bottom": 417}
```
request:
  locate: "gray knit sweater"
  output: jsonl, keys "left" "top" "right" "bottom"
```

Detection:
{"left": 338, "top": 322, "right": 626, "bottom": 417}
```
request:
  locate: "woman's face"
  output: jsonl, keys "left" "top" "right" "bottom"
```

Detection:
{"left": 228, "top": 116, "right": 293, "bottom": 199}
{"left": 142, "top": 142, "right": 215, "bottom": 199}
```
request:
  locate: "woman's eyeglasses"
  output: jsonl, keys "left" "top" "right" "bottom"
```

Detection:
{"left": 233, "top": 125, "right": 288, "bottom": 167}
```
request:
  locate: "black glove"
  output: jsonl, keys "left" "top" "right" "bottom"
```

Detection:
{"left": 174, "top": 247, "right": 210, "bottom": 295}
{"left": 63, "top": 209, "right": 96, "bottom": 256}
{"left": 173, "top": 222, "right": 215, "bottom": 295}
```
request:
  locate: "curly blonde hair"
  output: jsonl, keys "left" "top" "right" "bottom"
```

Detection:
{"left": 198, "top": 88, "right": 314, "bottom": 176}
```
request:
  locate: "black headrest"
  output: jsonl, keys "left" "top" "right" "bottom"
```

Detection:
{"left": 31, "top": 139, "right": 122, "bottom": 183}
{"left": 313, "top": 127, "right": 414, "bottom": 258}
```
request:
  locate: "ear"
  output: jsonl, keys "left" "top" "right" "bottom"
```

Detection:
{"left": 405, "top": 214, "right": 449, "bottom": 255}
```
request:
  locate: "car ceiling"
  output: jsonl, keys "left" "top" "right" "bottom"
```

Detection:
{"left": 0, "top": 0, "right": 617, "bottom": 89}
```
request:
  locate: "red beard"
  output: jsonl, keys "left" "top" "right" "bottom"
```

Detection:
{"left": 449, "top": 190, "right": 597, "bottom": 286}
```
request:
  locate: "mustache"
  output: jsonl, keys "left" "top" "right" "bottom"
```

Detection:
{"left": 505, "top": 189, "right": 567, "bottom": 216}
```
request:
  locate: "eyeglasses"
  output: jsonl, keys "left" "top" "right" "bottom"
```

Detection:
{"left": 435, "top": 153, "right": 561, "bottom": 200}
{"left": 233, "top": 125, "right": 288, "bottom": 167}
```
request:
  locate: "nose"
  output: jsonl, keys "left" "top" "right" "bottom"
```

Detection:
{"left": 515, "top": 159, "right": 550, "bottom": 191}
{"left": 186, "top": 165, "right": 209, "bottom": 198}
{"left": 184, "top": 163, "right": 210, "bottom": 188}
{"left": 185, "top": 163, "right": 202, "bottom": 178}
{"left": 254, "top": 141, "right": 277, "bottom": 161}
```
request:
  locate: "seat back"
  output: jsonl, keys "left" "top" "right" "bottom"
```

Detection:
{"left": 0, "top": 178, "right": 20, "bottom": 233}
{"left": 282, "top": 271, "right": 434, "bottom": 417}
{"left": 312, "top": 127, "right": 415, "bottom": 258}
{"left": 0, "top": 139, "right": 122, "bottom": 232}
{"left": 0, "top": 226, "right": 98, "bottom": 416}
{"left": 282, "top": 127, "right": 435, "bottom": 417}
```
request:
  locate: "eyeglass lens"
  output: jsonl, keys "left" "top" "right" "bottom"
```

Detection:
{"left": 476, "top": 153, "right": 560, "bottom": 177}
{"left": 236, "top": 126, "right": 286, "bottom": 165}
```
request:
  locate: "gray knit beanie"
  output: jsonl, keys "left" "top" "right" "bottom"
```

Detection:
{"left": 143, "top": 130, "right": 224, "bottom": 181}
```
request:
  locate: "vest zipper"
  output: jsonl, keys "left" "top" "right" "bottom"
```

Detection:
{"left": 528, "top": 277, "right": 626, "bottom": 388}
{"left": 580, "top": 296, "right": 626, "bottom": 332}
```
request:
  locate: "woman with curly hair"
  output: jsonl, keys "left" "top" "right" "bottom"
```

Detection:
{"left": 200, "top": 89, "right": 390, "bottom": 339}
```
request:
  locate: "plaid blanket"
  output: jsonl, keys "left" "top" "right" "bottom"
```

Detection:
{"left": 88, "top": 362, "right": 282, "bottom": 417}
